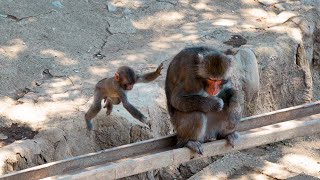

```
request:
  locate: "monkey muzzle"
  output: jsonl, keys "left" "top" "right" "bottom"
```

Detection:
{"left": 206, "top": 79, "right": 222, "bottom": 96}
{"left": 126, "top": 84, "right": 134, "bottom": 90}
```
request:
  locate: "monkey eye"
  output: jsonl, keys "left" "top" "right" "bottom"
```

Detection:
{"left": 123, "top": 83, "right": 133, "bottom": 88}
{"left": 123, "top": 84, "right": 128, "bottom": 88}
{"left": 208, "top": 78, "right": 221, "bottom": 83}
{"left": 221, "top": 79, "right": 229, "bottom": 84}
{"left": 208, "top": 77, "right": 220, "bottom": 81}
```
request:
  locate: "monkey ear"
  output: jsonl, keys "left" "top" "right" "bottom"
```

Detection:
{"left": 114, "top": 73, "right": 120, "bottom": 81}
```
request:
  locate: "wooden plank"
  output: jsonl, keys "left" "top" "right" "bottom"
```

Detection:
{"left": 43, "top": 114, "right": 320, "bottom": 179}
{"left": 238, "top": 100, "right": 320, "bottom": 131}
{"left": 1, "top": 101, "right": 320, "bottom": 180}
{"left": 0, "top": 135, "right": 176, "bottom": 180}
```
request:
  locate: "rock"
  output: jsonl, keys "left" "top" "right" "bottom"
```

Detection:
{"left": 256, "top": 0, "right": 282, "bottom": 6}
{"left": 0, "top": 139, "right": 47, "bottom": 174}
{"left": 51, "top": 1, "right": 64, "bottom": 8}
{"left": 158, "top": 166, "right": 182, "bottom": 180}
{"left": 123, "top": 8, "right": 132, "bottom": 15}
{"left": 0, "top": 119, "right": 12, "bottom": 128}
{"left": 234, "top": 47, "right": 260, "bottom": 103}
{"left": 313, "top": 29, "right": 320, "bottom": 67}
{"left": 0, "top": 133, "right": 8, "bottom": 140}
{"left": 35, "top": 127, "right": 66, "bottom": 144}
{"left": 223, "top": 35, "right": 247, "bottom": 47}
{"left": 130, "top": 125, "right": 153, "bottom": 143}
{"left": 94, "top": 114, "right": 131, "bottom": 149}
{"left": 107, "top": 3, "right": 117, "bottom": 12}
{"left": 228, "top": 47, "right": 260, "bottom": 116}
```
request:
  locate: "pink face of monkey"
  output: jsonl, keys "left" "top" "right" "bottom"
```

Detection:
{"left": 206, "top": 79, "right": 223, "bottom": 96}
{"left": 114, "top": 67, "right": 136, "bottom": 91}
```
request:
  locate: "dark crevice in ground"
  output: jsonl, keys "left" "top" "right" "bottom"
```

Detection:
{"left": 0, "top": 123, "right": 38, "bottom": 148}
{"left": 155, "top": 0, "right": 177, "bottom": 6}
{"left": 0, "top": 10, "right": 54, "bottom": 22}
{"left": 94, "top": 21, "right": 113, "bottom": 59}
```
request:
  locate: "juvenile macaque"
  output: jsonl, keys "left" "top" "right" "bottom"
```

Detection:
{"left": 165, "top": 47, "right": 241, "bottom": 154}
{"left": 85, "top": 63, "right": 163, "bottom": 130}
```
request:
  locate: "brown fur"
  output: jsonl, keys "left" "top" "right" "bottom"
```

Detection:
{"left": 85, "top": 63, "right": 163, "bottom": 130}
{"left": 165, "top": 47, "right": 241, "bottom": 154}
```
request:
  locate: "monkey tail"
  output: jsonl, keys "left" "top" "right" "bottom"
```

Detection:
{"left": 165, "top": 78, "right": 175, "bottom": 117}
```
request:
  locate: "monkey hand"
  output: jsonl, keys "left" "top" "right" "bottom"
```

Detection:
{"left": 86, "top": 119, "right": 93, "bottom": 130}
{"left": 155, "top": 63, "right": 164, "bottom": 75}
{"left": 209, "top": 96, "right": 224, "bottom": 112}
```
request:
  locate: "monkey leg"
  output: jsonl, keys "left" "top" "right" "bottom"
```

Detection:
{"left": 206, "top": 87, "right": 241, "bottom": 147}
{"left": 205, "top": 111, "right": 223, "bottom": 143}
{"left": 216, "top": 131, "right": 239, "bottom": 148}
{"left": 204, "top": 128, "right": 218, "bottom": 143}
{"left": 214, "top": 113, "right": 239, "bottom": 148}
{"left": 84, "top": 91, "right": 103, "bottom": 130}
{"left": 173, "top": 111, "right": 207, "bottom": 155}
{"left": 216, "top": 87, "right": 241, "bottom": 140}
{"left": 225, "top": 132, "right": 239, "bottom": 147}
{"left": 103, "top": 99, "right": 113, "bottom": 115}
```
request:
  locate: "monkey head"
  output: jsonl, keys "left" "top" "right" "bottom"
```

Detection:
{"left": 115, "top": 66, "right": 137, "bottom": 90}
{"left": 197, "top": 52, "right": 233, "bottom": 96}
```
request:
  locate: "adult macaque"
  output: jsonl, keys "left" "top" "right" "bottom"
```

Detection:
{"left": 85, "top": 63, "right": 163, "bottom": 130}
{"left": 165, "top": 47, "right": 241, "bottom": 154}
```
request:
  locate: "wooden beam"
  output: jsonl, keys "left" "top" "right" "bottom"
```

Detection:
{"left": 43, "top": 114, "right": 320, "bottom": 179}
{"left": 0, "top": 134, "right": 176, "bottom": 180}
{"left": 238, "top": 101, "right": 320, "bottom": 131}
{"left": 1, "top": 101, "right": 320, "bottom": 180}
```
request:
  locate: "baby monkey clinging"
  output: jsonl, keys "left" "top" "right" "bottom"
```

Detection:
{"left": 85, "top": 63, "right": 164, "bottom": 130}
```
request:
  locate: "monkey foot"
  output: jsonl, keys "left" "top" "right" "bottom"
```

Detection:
{"left": 106, "top": 110, "right": 112, "bottom": 115}
{"left": 226, "top": 132, "right": 239, "bottom": 148}
{"left": 186, "top": 141, "right": 204, "bottom": 155}
{"left": 86, "top": 120, "right": 93, "bottom": 130}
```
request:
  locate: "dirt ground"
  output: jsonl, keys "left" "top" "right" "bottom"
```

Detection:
{"left": 0, "top": 0, "right": 320, "bottom": 179}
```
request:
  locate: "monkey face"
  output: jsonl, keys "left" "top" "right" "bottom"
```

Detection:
{"left": 197, "top": 52, "right": 233, "bottom": 96}
{"left": 206, "top": 79, "right": 229, "bottom": 96}
{"left": 122, "top": 83, "right": 134, "bottom": 90}
{"left": 115, "top": 66, "right": 137, "bottom": 91}
{"left": 118, "top": 77, "right": 135, "bottom": 90}
{"left": 206, "top": 79, "right": 222, "bottom": 95}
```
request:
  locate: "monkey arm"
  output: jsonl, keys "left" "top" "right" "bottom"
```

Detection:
{"left": 170, "top": 86, "right": 223, "bottom": 113}
{"left": 218, "top": 87, "right": 242, "bottom": 125}
{"left": 225, "top": 88, "right": 241, "bottom": 123}
{"left": 136, "top": 63, "right": 163, "bottom": 83}
{"left": 119, "top": 91, "right": 146, "bottom": 121}
{"left": 136, "top": 72, "right": 160, "bottom": 83}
